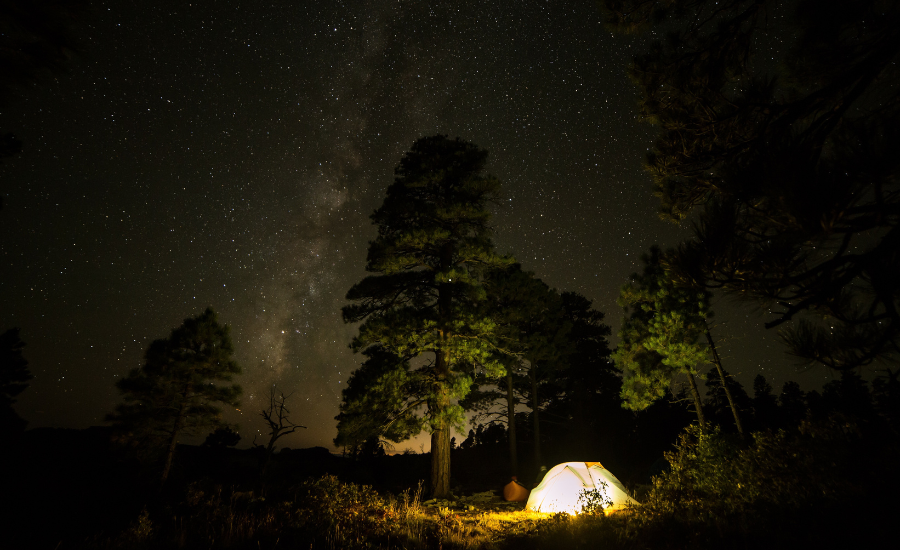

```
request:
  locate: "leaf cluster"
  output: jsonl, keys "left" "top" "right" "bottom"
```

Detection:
{"left": 335, "top": 346, "right": 429, "bottom": 448}
{"left": 614, "top": 246, "right": 711, "bottom": 410}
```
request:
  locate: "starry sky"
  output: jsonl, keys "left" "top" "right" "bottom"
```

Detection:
{"left": 0, "top": 0, "right": 836, "bottom": 452}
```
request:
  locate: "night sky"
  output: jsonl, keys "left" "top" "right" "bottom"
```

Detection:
{"left": 0, "top": 0, "right": 835, "bottom": 452}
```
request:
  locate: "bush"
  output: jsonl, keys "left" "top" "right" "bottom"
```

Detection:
{"left": 292, "top": 474, "right": 390, "bottom": 542}
{"left": 576, "top": 483, "right": 613, "bottom": 516}
{"left": 622, "top": 419, "right": 860, "bottom": 547}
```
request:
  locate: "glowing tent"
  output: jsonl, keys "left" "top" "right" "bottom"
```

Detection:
{"left": 525, "top": 462, "right": 638, "bottom": 514}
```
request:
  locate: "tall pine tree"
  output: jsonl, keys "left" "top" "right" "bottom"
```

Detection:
{"left": 460, "top": 265, "right": 553, "bottom": 477}
{"left": 342, "top": 136, "right": 512, "bottom": 497}
{"left": 485, "top": 264, "right": 569, "bottom": 474}
{"left": 548, "top": 292, "right": 618, "bottom": 458}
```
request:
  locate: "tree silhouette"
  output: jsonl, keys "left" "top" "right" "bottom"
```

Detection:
{"left": 341, "top": 136, "right": 512, "bottom": 497}
{"left": 546, "top": 292, "right": 619, "bottom": 458}
{"left": 470, "top": 264, "right": 570, "bottom": 473}
{"left": 821, "top": 369, "right": 874, "bottom": 421}
{"left": 466, "top": 287, "right": 619, "bottom": 473}
{"left": 602, "top": 0, "right": 900, "bottom": 369}
{"left": 461, "top": 265, "right": 547, "bottom": 477}
{"left": 519, "top": 292, "right": 569, "bottom": 471}
{"left": 107, "top": 308, "right": 242, "bottom": 483}
{"left": 258, "top": 386, "right": 306, "bottom": 479}
{"left": 778, "top": 380, "right": 808, "bottom": 428}
{"left": 0, "top": 328, "right": 31, "bottom": 434}
{"left": 751, "top": 374, "right": 779, "bottom": 429}
{"left": 0, "top": 0, "right": 88, "bottom": 192}
{"left": 203, "top": 426, "right": 241, "bottom": 448}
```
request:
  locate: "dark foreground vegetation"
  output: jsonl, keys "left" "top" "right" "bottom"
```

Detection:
{"left": 2, "top": 366, "right": 897, "bottom": 549}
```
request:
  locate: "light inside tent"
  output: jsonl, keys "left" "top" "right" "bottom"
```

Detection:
{"left": 525, "top": 462, "right": 638, "bottom": 515}
{"left": 531, "top": 469, "right": 599, "bottom": 514}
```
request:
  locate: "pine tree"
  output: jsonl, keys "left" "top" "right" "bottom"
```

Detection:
{"left": 461, "top": 264, "right": 560, "bottom": 477}
{"left": 779, "top": 380, "right": 808, "bottom": 428}
{"left": 751, "top": 374, "right": 779, "bottom": 429}
{"left": 341, "top": 136, "right": 512, "bottom": 497}
{"left": 334, "top": 346, "right": 425, "bottom": 450}
{"left": 602, "top": 0, "right": 900, "bottom": 369}
{"left": 615, "top": 247, "right": 743, "bottom": 433}
{"left": 0, "top": 328, "right": 31, "bottom": 434}
{"left": 475, "top": 264, "right": 570, "bottom": 473}
{"left": 107, "top": 308, "right": 242, "bottom": 482}
{"left": 548, "top": 292, "right": 619, "bottom": 457}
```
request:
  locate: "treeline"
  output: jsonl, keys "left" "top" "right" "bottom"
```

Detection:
{"left": 453, "top": 364, "right": 900, "bottom": 482}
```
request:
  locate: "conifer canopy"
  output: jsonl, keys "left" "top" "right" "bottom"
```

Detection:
{"left": 601, "top": 0, "right": 900, "bottom": 368}
{"left": 107, "top": 307, "right": 242, "bottom": 481}
{"left": 340, "top": 135, "right": 512, "bottom": 496}
{"left": 614, "top": 247, "right": 711, "bottom": 412}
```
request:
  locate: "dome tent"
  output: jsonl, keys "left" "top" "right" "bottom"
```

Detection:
{"left": 525, "top": 462, "right": 638, "bottom": 514}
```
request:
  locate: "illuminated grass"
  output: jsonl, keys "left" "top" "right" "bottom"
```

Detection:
{"left": 92, "top": 477, "right": 622, "bottom": 549}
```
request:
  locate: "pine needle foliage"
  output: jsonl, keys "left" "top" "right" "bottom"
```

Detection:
{"left": 601, "top": 0, "right": 900, "bottom": 369}
{"left": 341, "top": 135, "right": 513, "bottom": 496}
{"left": 614, "top": 247, "right": 711, "bottom": 415}
{"left": 107, "top": 307, "right": 242, "bottom": 481}
{"left": 335, "top": 346, "right": 427, "bottom": 448}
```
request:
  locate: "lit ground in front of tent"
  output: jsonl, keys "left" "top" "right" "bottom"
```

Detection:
{"left": 399, "top": 491, "right": 575, "bottom": 548}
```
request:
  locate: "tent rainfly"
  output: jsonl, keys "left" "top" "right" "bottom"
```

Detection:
{"left": 525, "top": 462, "right": 639, "bottom": 514}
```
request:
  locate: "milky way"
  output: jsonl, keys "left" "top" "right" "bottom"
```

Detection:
{"left": 0, "top": 0, "right": 835, "bottom": 451}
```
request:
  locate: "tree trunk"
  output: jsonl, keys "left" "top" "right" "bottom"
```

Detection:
{"left": 430, "top": 416, "right": 452, "bottom": 498}
{"left": 431, "top": 242, "right": 454, "bottom": 498}
{"left": 161, "top": 402, "right": 187, "bottom": 483}
{"left": 506, "top": 369, "right": 518, "bottom": 476}
{"left": 430, "top": 355, "right": 452, "bottom": 498}
{"left": 686, "top": 372, "right": 707, "bottom": 433}
{"left": 261, "top": 437, "right": 277, "bottom": 480}
{"left": 705, "top": 324, "right": 744, "bottom": 437}
{"left": 530, "top": 362, "right": 542, "bottom": 468}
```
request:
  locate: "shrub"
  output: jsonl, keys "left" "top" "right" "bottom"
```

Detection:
{"left": 624, "top": 420, "right": 856, "bottom": 546}
{"left": 576, "top": 483, "right": 613, "bottom": 516}
{"left": 292, "top": 474, "right": 388, "bottom": 540}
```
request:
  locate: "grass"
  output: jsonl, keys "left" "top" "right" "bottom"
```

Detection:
{"left": 87, "top": 476, "right": 610, "bottom": 550}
